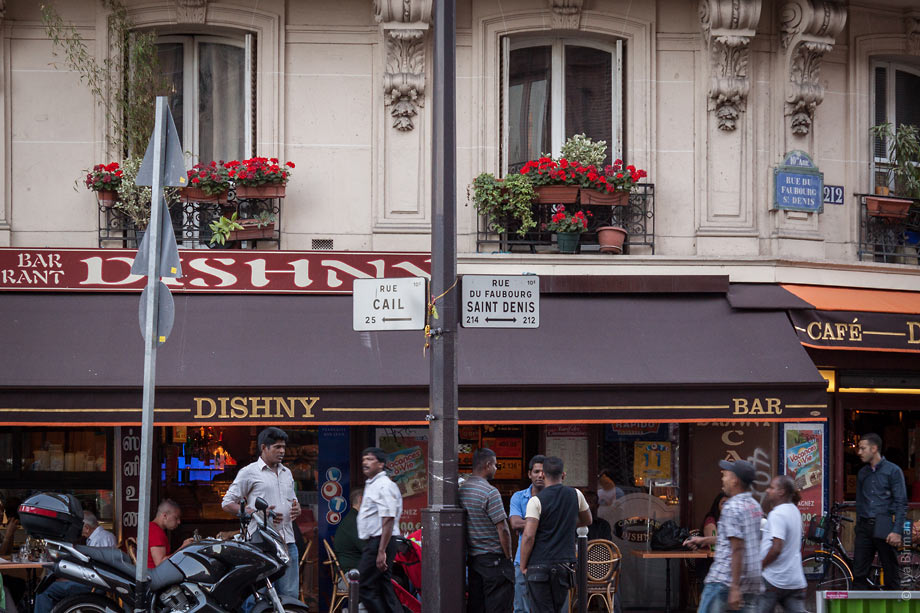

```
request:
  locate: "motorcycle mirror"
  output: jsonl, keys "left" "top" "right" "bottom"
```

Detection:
{"left": 254, "top": 497, "right": 269, "bottom": 512}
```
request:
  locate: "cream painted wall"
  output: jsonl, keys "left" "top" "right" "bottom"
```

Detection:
{"left": 0, "top": 0, "right": 917, "bottom": 277}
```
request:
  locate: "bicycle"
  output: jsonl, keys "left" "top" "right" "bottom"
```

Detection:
{"left": 801, "top": 503, "right": 917, "bottom": 613}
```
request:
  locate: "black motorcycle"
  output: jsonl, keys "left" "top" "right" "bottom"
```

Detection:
{"left": 22, "top": 493, "right": 307, "bottom": 613}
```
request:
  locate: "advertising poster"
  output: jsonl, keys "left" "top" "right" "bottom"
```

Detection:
{"left": 317, "top": 426, "right": 350, "bottom": 612}
{"left": 783, "top": 423, "right": 825, "bottom": 555}
{"left": 633, "top": 441, "right": 672, "bottom": 481}
{"left": 376, "top": 428, "right": 428, "bottom": 534}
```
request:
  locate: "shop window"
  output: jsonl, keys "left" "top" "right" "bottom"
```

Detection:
{"left": 502, "top": 37, "right": 623, "bottom": 174}
{"left": 157, "top": 34, "right": 253, "bottom": 164}
{"left": 871, "top": 61, "right": 920, "bottom": 191}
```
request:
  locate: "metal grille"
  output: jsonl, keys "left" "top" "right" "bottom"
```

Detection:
{"left": 476, "top": 183, "right": 654, "bottom": 254}
{"left": 857, "top": 195, "right": 920, "bottom": 264}
{"left": 312, "top": 239, "right": 334, "bottom": 250}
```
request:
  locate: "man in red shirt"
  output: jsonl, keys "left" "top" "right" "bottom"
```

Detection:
{"left": 147, "top": 499, "right": 191, "bottom": 568}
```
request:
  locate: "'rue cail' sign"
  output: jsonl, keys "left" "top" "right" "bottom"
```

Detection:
{"left": 352, "top": 277, "right": 427, "bottom": 331}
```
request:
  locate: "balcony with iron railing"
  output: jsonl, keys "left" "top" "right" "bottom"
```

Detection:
{"left": 475, "top": 183, "right": 655, "bottom": 254}
{"left": 98, "top": 190, "right": 282, "bottom": 250}
{"left": 857, "top": 194, "right": 920, "bottom": 265}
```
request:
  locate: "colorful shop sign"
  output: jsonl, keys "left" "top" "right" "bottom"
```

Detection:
{"left": 633, "top": 441, "right": 672, "bottom": 481}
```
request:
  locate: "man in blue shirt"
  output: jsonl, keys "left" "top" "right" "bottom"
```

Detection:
{"left": 854, "top": 433, "right": 907, "bottom": 589}
{"left": 508, "top": 455, "right": 545, "bottom": 613}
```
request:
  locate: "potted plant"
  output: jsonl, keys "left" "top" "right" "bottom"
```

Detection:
{"left": 545, "top": 206, "right": 590, "bottom": 253}
{"left": 596, "top": 225, "right": 628, "bottom": 254}
{"left": 230, "top": 157, "right": 294, "bottom": 199}
{"left": 520, "top": 157, "right": 582, "bottom": 204}
{"left": 181, "top": 162, "right": 231, "bottom": 204}
{"left": 208, "top": 212, "right": 244, "bottom": 247}
{"left": 84, "top": 163, "right": 123, "bottom": 208}
{"left": 229, "top": 211, "right": 277, "bottom": 242}
{"left": 469, "top": 173, "right": 537, "bottom": 237}
{"left": 867, "top": 122, "right": 920, "bottom": 219}
{"left": 582, "top": 160, "right": 648, "bottom": 206}
{"left": 112, "top": 156, "right": 153, "bottom": 232}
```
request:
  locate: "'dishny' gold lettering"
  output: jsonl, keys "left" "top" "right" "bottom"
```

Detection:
{"left": 249, "top": 397, "right": 272, "bottom": 418}
{"left": 230, "top": 397, "right": 247, "bottom": 418}
{"left": 195, "top": 397, "right": 217, "bottom": 419}
{"left": 908, "top": 322, "right": 920, "bottom": 344}
{"left": 276, "top": 398, "right": 295, "bottom": 419}
{"left": 296, "top": 397, "right": 319, "bottom": 418}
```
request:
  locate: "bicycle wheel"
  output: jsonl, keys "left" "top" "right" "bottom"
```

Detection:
{"left": 802, "top": 554, "right": 851, "bottom": 613}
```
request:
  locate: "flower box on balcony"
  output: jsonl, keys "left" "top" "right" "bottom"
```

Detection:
{"left": 235, "top": 184, "right": 287, "bottom": 199}
{"left": 96, "top": 189, "right": 118, "bottom": 208}
{"left": 581, "top": 190, "right": 628, "bottom": 206}
{"left": 228, "top": 219, "right": 275, "bottom": 242}
{"left": 181, "top": 187, "right": 229, "bottom": 205}
{"left": 535, "top": 185, "right": 579, "bottom": 204}
{"left": 866, "top": 196, "right": 913, "bottom": 219}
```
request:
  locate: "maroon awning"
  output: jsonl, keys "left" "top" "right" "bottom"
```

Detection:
{"left": 0, "top": 292, "right": 827, "bottom": 424}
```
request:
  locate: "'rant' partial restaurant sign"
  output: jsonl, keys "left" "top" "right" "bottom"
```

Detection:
{"left": 0, "top": 248, "right": 430, "bottom": 293}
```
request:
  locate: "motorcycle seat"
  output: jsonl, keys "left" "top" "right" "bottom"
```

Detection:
{"left": 74, "top": 545, "right": 135, "bottom": 577}
{"left": 72, "top": 545, "right": 184, "bottom": 591}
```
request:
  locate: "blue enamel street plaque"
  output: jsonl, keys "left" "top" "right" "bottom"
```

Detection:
{"left": 773, "top": 150, "right": 824, "bottom": 213}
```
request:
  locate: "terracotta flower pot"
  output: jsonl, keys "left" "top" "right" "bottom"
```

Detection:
{"left": 865, "top": 196, "right": 912, "bottom": 220}
{"left": 181, "top": 187, "right": 229, "bottom": 205}
{"left": 96, "top": 189, "right": 118, "bottom": 208}
{"left": 235, "top": 184, "right": 287, "bottom": 199}
{"left": 535, "top": 185, "right": 579, "bottom": 204}
{"left": 596, "top": 226, "right": 628, "bottom": 254}
{"left": 581, "top": 190, "right": 629, "bottom": 206}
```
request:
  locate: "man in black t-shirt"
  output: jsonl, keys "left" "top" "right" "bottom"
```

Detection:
{"left": 518, "top": 457, "right": 592, "bottom": 613}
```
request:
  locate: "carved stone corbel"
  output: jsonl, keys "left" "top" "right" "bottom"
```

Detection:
{"left": 780, "top": 0, "right": 846, "bottom": 135}
{"left": 549, "top": 0, "right": 584, "bottom": 30}
{"left": 175, "top": 0, "right": 208, "bottom": 24}
{"left": 906, "top": 11, "right": 920, "bottom": 56}
{"left": 699, "top": 0, "right": 763, "bottom": 132}
{"left": 375, "top": 0, "right": 432, "bottom": 131}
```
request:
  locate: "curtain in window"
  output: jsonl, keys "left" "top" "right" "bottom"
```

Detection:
{"left": 157, "top": 43, "right": 185, "bottom": 144}
{"left": 198, "top": 43, "right": 245, "bottom": 163}
{"left": 509, "top": 46, "right": 551, "bottom": 172}
{"left": 895, "top": 69, "right": 920, "bottom": 129}
{"left": 565, "top": 46, "right": 612, "bottom": 167}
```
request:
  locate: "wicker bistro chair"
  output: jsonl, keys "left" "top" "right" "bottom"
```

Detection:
{"left": 569, "top": 539, "right": 622, "bottom": 613}
{"left": 322, "top": 539, "right": 350, "bottom": 613}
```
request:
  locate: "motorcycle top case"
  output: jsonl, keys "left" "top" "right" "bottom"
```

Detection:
{"left": 19, "top": 492, "right": 84, "bottom": 541}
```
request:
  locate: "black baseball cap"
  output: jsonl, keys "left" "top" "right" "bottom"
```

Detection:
{"left": 718, "top": 459, "right": 756, "bottom": 486}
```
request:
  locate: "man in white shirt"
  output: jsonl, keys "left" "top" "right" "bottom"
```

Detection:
{"left": 356, "top": 446, "right": 403, "bottom": 613}
{"left": 760, "top": 475, "right": 807, "bottom": 613}
{"left": 34, "top": 511, "right": 117, "bottom": 613}
{"left": 222, "top": 427, "right": 302, "bottom": 600}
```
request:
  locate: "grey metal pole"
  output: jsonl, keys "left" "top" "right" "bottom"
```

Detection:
{"left": 576, "top": 526, "right": 588, "bottom": 613}
{"left": 346, "top": 568, "right": 360, "bottom": 612}
{"left": 134, "top": 97, "right": 169, "bottom": 612}
{"left": 421, "top": 0, "right": 465, "bottom": 611}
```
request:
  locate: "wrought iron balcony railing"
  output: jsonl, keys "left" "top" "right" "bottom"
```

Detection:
{"left": 475, "top": 183, "right": 654, "bottom": 254}
{"left": 857, "top": 194, "right": 920, "bottom": 265}
{"left": 98, "top": 190, "right": 282, "bottom": 250}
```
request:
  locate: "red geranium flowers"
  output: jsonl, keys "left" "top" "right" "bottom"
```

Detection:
{"left": 84, "top": 162, "right": 123, "bottom": 191}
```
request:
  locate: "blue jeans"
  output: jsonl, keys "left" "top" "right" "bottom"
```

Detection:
{"left": 243, "top": 543, "right": 300, "bottom": 613}
{"left": 34, "top": 580, "right": 93, "bottom": 613}
{"left": 699, "top": 582, "right": 759, "bottom": 613}
{"left": 514, "top": 563, "right": 530, "bottom": 613}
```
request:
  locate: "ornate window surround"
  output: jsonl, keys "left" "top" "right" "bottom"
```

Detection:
{"left": 473, "top": 9, "right": 653, "bottom": 180}
{"left": 110, "top": 3, "right": 284, "bottom": 159}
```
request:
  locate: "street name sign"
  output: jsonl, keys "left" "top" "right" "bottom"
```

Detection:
{"left": 462, "top": 275, "right": 539, "bottom": 328}
{"left": 353, "top": 277, "right": 427, "bottom": 331}
{"left": 773, "top": 150, "right": 824, "bottom": 213}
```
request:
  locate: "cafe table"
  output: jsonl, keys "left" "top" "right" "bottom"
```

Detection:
{"left": 0, "top": 559, "right": 52, "bottom": 612}
{"left": 630, "top": 549, "right": 712, "bottom": 613}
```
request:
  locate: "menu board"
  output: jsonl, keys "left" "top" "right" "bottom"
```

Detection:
{"left": 545, "top": 425, "right": 589, "bottom": 487}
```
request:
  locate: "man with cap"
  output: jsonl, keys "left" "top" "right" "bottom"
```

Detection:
{"left": 685, "top": 460, "right": 763, "bottom": 613}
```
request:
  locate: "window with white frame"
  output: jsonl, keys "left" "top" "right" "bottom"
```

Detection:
{"left": 502, "top": 37, "right": 623, "bottom": 174}
{"left": 157, "top": 34, "right": 253, "bottom": 164}
{"left": 872, "top": 61, "right": 920, "bottom": 191}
